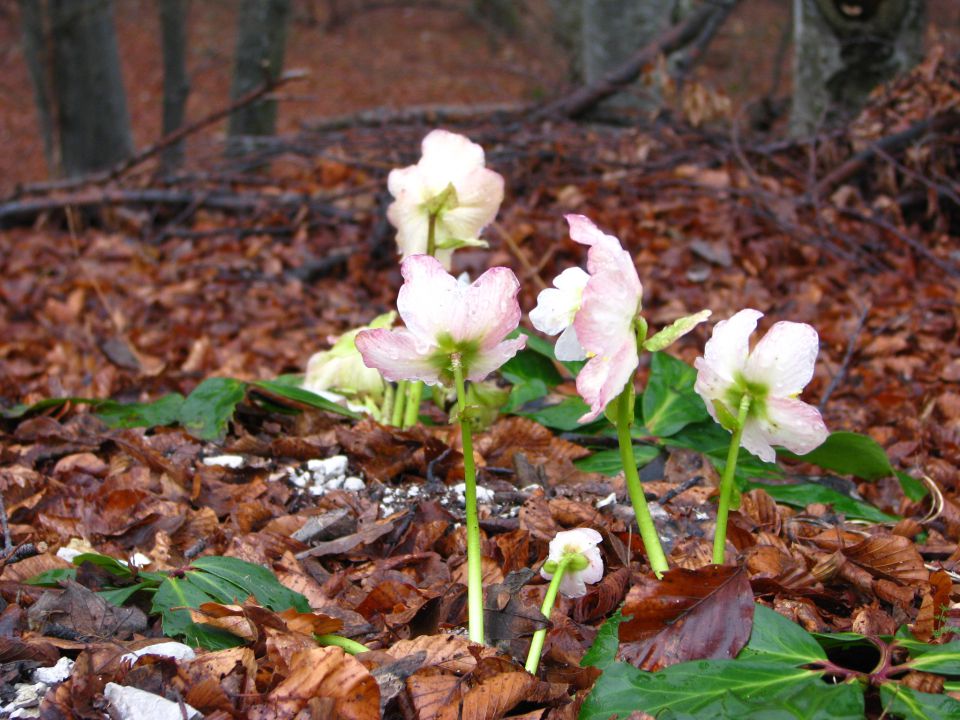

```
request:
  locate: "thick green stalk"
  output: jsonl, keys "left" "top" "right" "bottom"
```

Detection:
{"left": 315, "top": 633, "right": 369, "bottom": 655}
{"left": 615, "top": 384, "right": 669, "bottom": 577}
{"left": 524, "top": 555, "right": 572, "bottom": 674}
{"left": 403, "top": 381, "right": 423, "bottom": 428}
{"left": 380, "top": 383, "right": 395, "bottom": 425}
{"left": 391, "top": 380, "right": 408, "bottom": 427}
{"left": 453, "top": 354, "right": 483, "bottom": 644}
{"left": 712, "top": 395, "right": 752, "bottom": 564}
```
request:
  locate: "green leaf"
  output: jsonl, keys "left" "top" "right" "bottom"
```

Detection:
{"left": 500, "top": 347, "right": 563, "bottom": 412}
{"left": 183, "top": 570, "right": 250, "bottom": 605}
{"left": 0, "top": 396, "right": 101, "bottom": 419}
{"left": 179, "top": 377, "right": 247, "bottom": 441}
{"left": 189, "top": 556, "right": 310, "bottom": 612}
{"left": 516, "top": 396, "right": 597, "bottom": 432}
{"left": 880, "top": 683, "right": 960, "bottom": 720}
{"left": 740, "top": 604, "right": 827, "bottom": 666}
{"left": 642, "top": 310, "right": 711, "bottom": 353}
{"left": 95, "top": 394, "right": 185, "bottom": 429}
{"left": 665, "top": 420, "right": 782, "bottom": 483}
{"left": 24, "top": 568, "right": 78, "bottom": 586}
{"left": 897, "top": 639, "right": 960, "bottom": 675}
{"left": 99, "top": 582, "right": 153, "bottom": 606}
{"left": 783, "top": 431, "right": 895, "bottom": 480}
{"left": 72, "top": 553, "right": 135, "bottom": 580}
{"left": 749, "top": 482, "right": 898, "bottom": 523}
{"left": 574, "top": 444, "right": 661, "bottom": 476}
{"left": 641, "top": 353, "right": 709, "bottom": 437}
{"left": 896, "top": 470, "right": 929, "bottom": 502}
{"left": 581, "top": 608, "right": 627, "bottom": 671}
{"left": 578, "top": 659, "right": 864, "bottom": 720}
{"left": 252, "top": 379, "right": 360, "bottom": 419}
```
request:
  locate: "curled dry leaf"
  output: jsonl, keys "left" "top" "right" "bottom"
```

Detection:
{"left": 843, "top": 535, "right": 929, "bottom": 586}
{"left": 912, "top": 569, "right": 953, "bottom": 642}
{"left": 249, "top": 647, "right": 380, "bottom": 720}
{"left": 618, "top": 565, "right": 754, "bottom": 671}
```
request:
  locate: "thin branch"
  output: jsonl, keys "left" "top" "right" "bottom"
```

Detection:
{"left": 819, "top": 303, "right": 871, "bottom": 409}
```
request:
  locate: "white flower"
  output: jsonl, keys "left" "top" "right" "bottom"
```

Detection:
{"left": 694, "top": 309, "right": 829, "bottom": 463}
{"left": 541, "top": 528, "right": 604, "bottom": 598}
{"left": 387, "top": 129, "right": 504, "bottom": 269}
{"left": 529, "top": 266, "right": 590, "bottom": 361}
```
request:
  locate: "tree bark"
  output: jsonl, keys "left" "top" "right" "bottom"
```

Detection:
{"left": 580, "top": 0, "right": 691, "bottom": 112}
{"left": 227, "top": 0, "right": 292, "bottom": 151}
{"left": 20, "top": 0, "right": 134, "bottom": 178}
{"left": 158, "top": 0, "right": 190, "bottom": 172}
{"left": 791, "top": 0, "right": 925, "bottom": 136}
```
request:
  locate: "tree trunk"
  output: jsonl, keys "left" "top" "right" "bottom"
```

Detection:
{"left": 20, "top": 0, "right": 134, "bottom": 178}
{"left": 791, "top": 0, "right": 925, "bottom": 136}
{"left": 227, "top": 0, "right": 292, "bottom": 151}
{"left": 580, "top": 0, "right": 691, "bottom": 112}
{"left": 158, "top": 0, "right": 190, "bottom": 172}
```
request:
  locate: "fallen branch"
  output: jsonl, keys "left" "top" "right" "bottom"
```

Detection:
{"left": 534, "top": 0, "right": 740, "bottom": 120}
{"left": 300, "top": 101, "right": 532, "bottom": 132}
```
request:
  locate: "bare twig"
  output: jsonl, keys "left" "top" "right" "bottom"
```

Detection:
{"left": 819, "top": 302, "right": 871, "bottom": 409}
{"left": 491, "top": 221, "right": 547, "bottom": 290}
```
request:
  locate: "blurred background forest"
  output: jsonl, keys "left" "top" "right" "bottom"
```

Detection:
{"left": 1, "top": 0, "right": 958, "bottom": 191}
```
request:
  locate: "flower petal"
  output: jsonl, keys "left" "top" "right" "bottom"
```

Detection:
{"left": 700, "top": 309, "right": 763, "bottom": 384}
{"left": 355, "top": 328, "right": 442, "bottom": 385}
{"left": 440, "top": 168, "right": 504, "bottom": 240}
{"left": 465, "top": 337, "right": 526, "bottom": 382}
{"left": 554, "top": 324, "right": 587, "bottom": 361}
{"left": 693, "top": 356, "right": 730, "bottom": 425}
{"left": 576, "top": 339, "right": 638, "bottom": 422}
{"left": 418, "top": 129, "right": 486, "bottom": 189}
{"left": 396, "top": 255, "right": 461, "bottom": 344}
{"left": 745, "top": 321, "right": 820, "bottom": 398}
{"left": 575, "top": 269, "right": 640, "bottom": 357}
{"left": 755, "top": 396, "right": 829, "bottom": 456}
{"left": 387, "top": 194, "right": 431, "bottom": 259}
{"left": 457, "top": 266, "right": 522, "bottom": 349}
{"left": 529, "top": 267, "right": 590, "bottom": 336}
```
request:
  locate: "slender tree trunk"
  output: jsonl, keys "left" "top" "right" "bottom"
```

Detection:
{"left": 791, "top": 0, "right": 925, "bottom": 136}
{"left": 158, "top": 0, "right": 190, "bottom": 172}
{"left": 227, "top": 0, "right": 292, "bottom": 152}
{"left": 579, "top": 0, "right": 692, "bottom": 113}
{"left": 18, "top": 0, "right": 56, "bottom": 172}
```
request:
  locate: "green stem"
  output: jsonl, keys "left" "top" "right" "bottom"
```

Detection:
{"left": 712, "top": 395, "right": 752, "bottom": 565}
{"left": 453, "top": 354, "right": 483, "bottom": 644}
{"left": 403, "top": 381, "right": 423, "bottom": 428}
{"left": 426, "top": 212, "right": 438, "bottom": 258}
{"left": 391, "top": 380, "right": 408, "bottom": 427}
{"left": 615, "top": 384, "right": 669, "bottom": 578}
{"left": 380, "top": 383, "right": 395, "bottom": 425}
{"left": 315, "top": 633, "right": 369, "bottom": 655}
{"left": 524, "top": 555, "right": 572, "bottom": 674}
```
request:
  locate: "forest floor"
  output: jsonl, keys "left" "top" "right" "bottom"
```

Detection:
{"left": 0, "top": 2, "right": 959, "bottom": 719}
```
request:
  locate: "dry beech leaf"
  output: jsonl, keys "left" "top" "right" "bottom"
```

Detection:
{"left": 913, "top": 569, "right": 953, "bottom": 642}
{"left": 249, "top": 646, "right": 380, "bottom": 720}
{"left": 843, "top": 535, "right": 929, "bottom": 586}
{"left": 618, "top": 565, "right": 754, "bottom": 671}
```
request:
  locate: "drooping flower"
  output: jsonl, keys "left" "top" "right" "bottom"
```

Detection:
{"left": 541, "top": 528, "right": 604, "bottom": 598}
{"left": 303, "top": 312, "right": 395, "bottom": 410}
{"left": 694, "top": 309, "right": 829, "bottom": 463}
{"left": 387, "top": 129, "right": 505, "bottom": 269}
{"left": 355, "top": 255, "right": 526, "bottom": 386}
{"left": 528, "top": 266, "right": 590, "bottom": 361}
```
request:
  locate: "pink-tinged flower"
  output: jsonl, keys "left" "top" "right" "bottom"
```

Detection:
{"left": 387, "top": 129, "right": 505, "bottom": 269}
{"left": 541, "top": 528, "right": 604, "bottom": 598}
{"left": 355, "top": 255, "right": 526, "bottom": 386}
{"left": 694, "top": 309, "right": 829, "bottom": 463}
{"left": 569, "top": 215, "right": 645, "bottom": 423}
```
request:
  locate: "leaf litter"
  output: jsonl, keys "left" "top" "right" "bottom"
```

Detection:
{"left": 0, "top": 50, "right": 959, "bottom": 719}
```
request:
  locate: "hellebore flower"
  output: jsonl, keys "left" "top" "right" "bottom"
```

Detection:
{"left": 540, "top": 528, "right": 604, "bottom": 599}
{"left": 355, "top": 255, "right": 526, "bottom": 386}
{"left": 303, "top": 312, "right": 395, "bottom": 410}
{"left": 694, "top": 309, "right": 829, "bottom": 463}
{"left": 387, "top": 129, "right": 505, "bottom": 269}
{"left": 528, "top": 266, "right": 590, "bottom": 361}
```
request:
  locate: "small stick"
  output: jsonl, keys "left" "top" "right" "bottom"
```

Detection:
{"left": 819, "top": 303, "right": 871, "bottom": 410}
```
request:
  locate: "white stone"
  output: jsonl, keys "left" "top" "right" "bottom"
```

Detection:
{"left": 103, "top": 683, "right": 200, "bottom": 720}
{"left": 202, "top": 455, "right": 245, "bottom": 469}
{"left": 121, "top": 642, "right": 196, "bottom": 666}
{"left": 342, "top": 476, "right": 365, "bottom": 492}
{"left": 33, "top": 657, "right": 73, "bottom": 685}
{"left": 306, "top": 455, "right": 348, "bottom": 479}
{"left": 596, "top": 492, "right": 617, "bottom": 509}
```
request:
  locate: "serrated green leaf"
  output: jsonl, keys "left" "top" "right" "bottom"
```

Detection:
{"left": 783, "top": 431, "right": 894, "bottom": 480}
{"left": 95, "top": 394, "right": 185, "bottom": 429}
{"left": 880, "top": 683, "right": 960, "bottom": 720}
{"left": 641, "top": 353, "right": 708, "bottom": 437}
{"left": 642, "top": 310, "right": 711, "bottom": 353}
{"left": 574, "top": 444, "right": 660, "bottom": 476}
{"left": 516, "top": 396, "right": 597, "bottom": 432}
{"left": 190, "top": 556, "right": 310, "bottom": 612}
{"left": 749, "top": 482, "right": 898, "bottom": 523}
{"left": 581, "top": 608, "right": 627, "bottom": 670}
{"left": 740, "top": 604, "right": 827, "bottom": 666}
{"left": 179, "top": 377, "right": 247, "bottom": 441}
{"left": 578, "top": 659, "right": 864, "bottom": 720}
{"left": 252, "top": 379, "right": 360, "bottom": 419}
{"left": 897, "top": 639, "right": 960, "bottom": 675}
{"left": 24, "top": 568, "right": 78, "bottom": 586}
